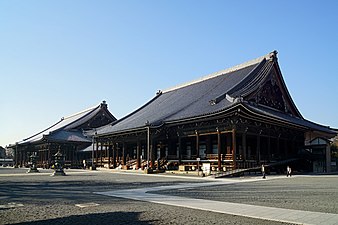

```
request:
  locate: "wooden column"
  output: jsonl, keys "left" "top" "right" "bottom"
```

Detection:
{"left": 150, "top": 141, "right": 154, "bottom": 169}
{"left": 100, "top": 143, "right": 103, "bottom": 167}
{"left": 146, "top": 126, "right": 150, "bottom": 168}
{"left": 116, "top": 143, "right": 120, "bottom": 165}
{"left": 136, "top": 141, "right": 140, "bottom": 169}
{"left": 44, "top": 149, "right": 47, "bottom": 168}
{"left": 112, "top": 143, "right": 116, "bottom": 168}
{"left": 195, "top": 130, "right": 199, "bottom": 158}
{"left": 257, "top": 133, "right": 261, "bottom": 162}
{"left": 232, "top": 129, "right": 236, "bottom": 170}
{"left": 242, "top": 132, "right": 247, "bottom": 161}
{"left": 277, "top": 135, "right": 281, "bottom": 159}
{"left": 122, "top": 143, "right": 126, "bottom": 166}
{"left": 108, "top": 144, "right": 111, "bottom": 169}
{"left": 95, "top": 142, "right": 99, "bottom": 165}
{"left": 48, "top": 144, "right": 51, "bottom": 168}
{"left": 178, "top": 135, "right": 182, "bottom": 163}
{"left": 267, "top": 136, "right": 271, "bottom": 161}
{"left": 217, "top": 129, "right": 222, "bottom": 171}
{"left": 226, "top": 133, "right": 232, "bottom": 155}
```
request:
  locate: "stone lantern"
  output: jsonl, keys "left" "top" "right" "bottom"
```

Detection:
{"left": 51, "top": 150, "right": 66, "bottom": 176}
{"left": 27, "top": 152, "right": 39, "bottom": 173}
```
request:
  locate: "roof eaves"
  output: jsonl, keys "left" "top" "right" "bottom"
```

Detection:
{"left": 164, "top": 103, "right": 240, "bottom": 125}
{"left": 22, "top": 118, "right": 64, "bottom": 142}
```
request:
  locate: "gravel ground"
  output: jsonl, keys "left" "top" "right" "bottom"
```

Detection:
{"left": 0, "top": 168, "right": 301, "bottom": 224}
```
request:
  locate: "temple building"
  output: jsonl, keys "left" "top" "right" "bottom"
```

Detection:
{"left": 9, "top": 101, "right": 116, "bottom": 168}
{"left": 94, "top": 51, "right": 336, "bottom": 174}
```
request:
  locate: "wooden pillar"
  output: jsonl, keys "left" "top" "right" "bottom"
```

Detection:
{"left": 232, "top": 129, "right": 236, "bottom": 170}
{"left": 242, "top": 132, "right": 247, "bottom": 161}
{"left": 150, "top": 140, "right": 155, "bottom": 169}
{"left": 122, "top": 143, "right": 126, "bottom": 166}
{"left": 14, "top": 144, "right": 18, "bottom": 168}
{"left": 277, "top": 135, "right": 280, "bottom": 159}
{"left": 226, "top": 133, "right": 232, "bottom": 155}
{"left": 112, "top": 143, "right": 116, "bottom": 168}
{"left": 48, "top": 144, "right": 51, "bottom": 168}
{"left": 43, "top": 149, "right": 48, "bottom": 168}
{"left": 116, "top": 143, "right": 119, "bottom": 165}
{"left": 268, "top": 136, "right": 271, "bottom": 161}
{"left": 146, "top": 126, "right": 150, "bottom": 168}
{"left": 178, "top": 135, "right": 182, "bottom": 163}
{"left": 95, "top": 142, "right": 99, "bottom": 165}
{"left": 46, "top": 145, "right": 51, "bottom": 169}
{"left": 100, "top": 143, "right": 103, "bottom": 167}
{"left": 257, "top": 133, "right": 261, "bottom": 162}
{"left": 217, "top": 129, "right": 222, "bottom": 171}
{"left": 195, "top": 130, "right": 199, "bottom": 158}
{"left": 326, "top": 144, "right": 331, "bottom": 173}
{"left": 136, "top": 141, "right": 140, "bottom": 169}
{"left": 108, "top": 144, "right": 111, "bottom": 169}
{"left": 72, "top": 146, "right": 76, "bottom": 167}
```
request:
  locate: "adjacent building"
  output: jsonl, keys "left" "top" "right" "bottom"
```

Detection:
{"left": 9, "top": 101, "right": 116, "bottom": 168}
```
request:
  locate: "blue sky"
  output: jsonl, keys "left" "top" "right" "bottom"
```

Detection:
{"left": 1, "top": 0, "right": 338, "bottom": 147}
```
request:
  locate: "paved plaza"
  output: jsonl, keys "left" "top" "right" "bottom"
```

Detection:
{"left": 1, "top": 168, "right": 338, "bottom": 224}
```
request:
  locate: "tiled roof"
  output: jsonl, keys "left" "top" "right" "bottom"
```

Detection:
{"left": 18, "top": 102, "right": 112, "bottom": 145}
{"left": 48, "top": 130, "right": 92, "bottom": 143}
{"left": 97, "top": 51, "right": 335, "bottom": 136}
{"left": 97, "top": 53, "right": 269, "bottom": 135}
{"left": 244, "top": 104, "right": 335, "bottom": 135}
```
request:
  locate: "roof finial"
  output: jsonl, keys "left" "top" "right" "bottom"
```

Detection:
{"left": 101, "top": 100, "right": 107, "bottom": 109}
{"left": 269, "top": 50, "right": 278, "bottom": 61}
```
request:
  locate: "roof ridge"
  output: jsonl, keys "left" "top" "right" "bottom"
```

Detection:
{"left": 63, "top": 104, "right": 99, "bottom": 120}
{"left": 163, "top": 51, "right": 277, "bottom": 93}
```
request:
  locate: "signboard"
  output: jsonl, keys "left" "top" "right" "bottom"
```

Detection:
{"left": 202, "top": 163, "right": 211, "bottom": 175}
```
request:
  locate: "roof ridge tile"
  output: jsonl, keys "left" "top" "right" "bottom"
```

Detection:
{"left": 163, "top": 51, "right": 276, "bottom": 93}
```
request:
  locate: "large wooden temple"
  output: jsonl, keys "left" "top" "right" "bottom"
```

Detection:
{"left": 94, "top": 51, "right": 336, "bottom": 174}
{"left": 10, "top": 101, "right": 116, "bottom": 168}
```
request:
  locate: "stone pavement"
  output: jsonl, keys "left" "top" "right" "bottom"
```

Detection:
{"left": 96, "top": 177, "right": 338, "bottom": 225}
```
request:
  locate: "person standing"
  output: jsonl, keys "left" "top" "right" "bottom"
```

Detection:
{"left": 262, "top": 164, "right": 266, "bottom": 179}
{"left": 287, "top": 166, "right": 292, "bottom": 177}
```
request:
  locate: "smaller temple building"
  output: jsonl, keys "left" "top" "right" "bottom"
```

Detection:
{"left": 8, "top": 101, "right": 116, "bottom": 168}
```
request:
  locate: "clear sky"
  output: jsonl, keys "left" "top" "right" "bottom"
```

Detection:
{"left": 1, "top": 0, "right": 338, "bottom": 147}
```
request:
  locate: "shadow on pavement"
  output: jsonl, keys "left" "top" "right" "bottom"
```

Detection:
{"left": 11, "top": 211, "right": 154, "bottom": 225}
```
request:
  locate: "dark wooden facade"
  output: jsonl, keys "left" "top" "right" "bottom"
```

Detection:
{"left": 95, "top": 104, "right": 305, "bottom": 173}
